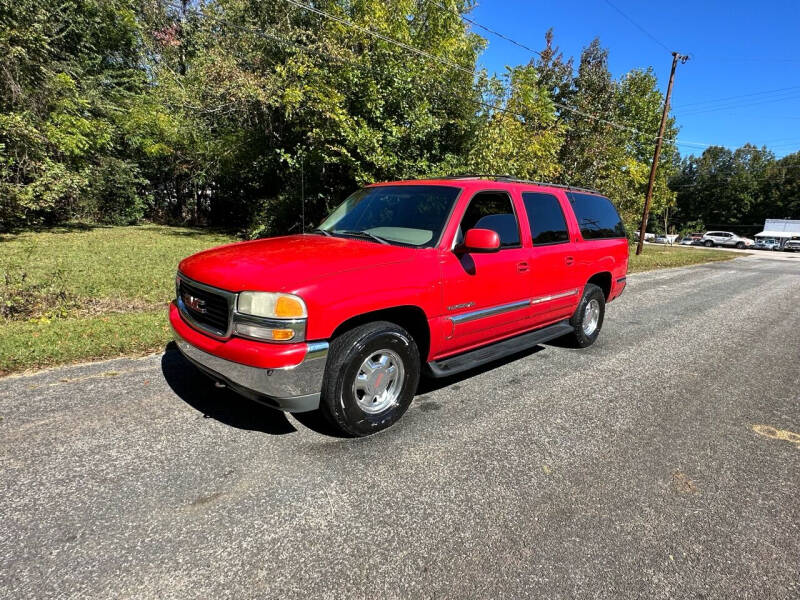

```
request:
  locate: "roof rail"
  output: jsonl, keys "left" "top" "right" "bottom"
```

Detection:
{"left": 435, "top": 174, "right": 602, "bottom": 195}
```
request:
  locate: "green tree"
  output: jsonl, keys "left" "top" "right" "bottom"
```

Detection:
{"left": 467, "top": 65, "right": 563, "bottom": 179}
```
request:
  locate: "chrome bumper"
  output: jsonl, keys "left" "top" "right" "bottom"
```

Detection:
{"left": 172, "top": 331, "right": 329, "bottom": 413}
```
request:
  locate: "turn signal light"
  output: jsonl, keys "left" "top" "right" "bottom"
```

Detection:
{"left": 234, "top": 322, "right": 296, "bottom": 342}
{"left": 275, "top": 296, "right": 306, "bottom": 318}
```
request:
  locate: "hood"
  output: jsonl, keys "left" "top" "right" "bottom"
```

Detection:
{"left": 178, "top": 234, "right": 421, "bottom": 292}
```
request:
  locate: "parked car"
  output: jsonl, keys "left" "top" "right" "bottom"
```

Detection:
{"left": 754, "top": 238, "right": 782, "bottom": 251}
{"left": 170, "top": 177, "right": 629, "bottom": 436}
{"left": 700, "top": 231, "right": 755, "bottom": 249}
{"left": 784, "top": 239, "right": 800, "bottom": 252}
{"left": 679, "top": 236, "right": 695, "bottom": 245}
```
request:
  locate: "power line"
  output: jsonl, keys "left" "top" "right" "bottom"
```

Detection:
{"left": 677, "top": 91, "right": 800, "bottom": 116}
{"left": 670, "top": 163, "right": 800, "bottom": 188}
{"left": 213, "top": 17, "right": 569, "bottom": 135}
{"left": 672, "top": 85, "right": 800, "bottom": 109}
{"left": 698, "top": 55, "right": 800, "bottom": 64}
{"left": 427, "top": 0, "right": 712, "bottom": 153}
{"left": 429, "top": 1, "right": 542, "bottom": 58}
{"left": 279, "top": 0, "right": 658, "bottom": 139}
{"left": 426, "top": 1, "right": 794, "bottom": 154}
{"left": 214, "top": 3, "right": 722, "bottom": 153}
{"left": 601, "top": 0, "right": 672, "bottom": 53}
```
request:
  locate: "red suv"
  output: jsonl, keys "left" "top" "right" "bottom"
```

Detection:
{"left": 170, "top": 177, "right": 629, "bottom": 435}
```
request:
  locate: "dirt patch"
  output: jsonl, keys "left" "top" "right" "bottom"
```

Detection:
{"left": 76, "top": 297, "right": 165, "bottom": 316}
{"left": 671, "top": 470, "right": 699, "bottom": 495}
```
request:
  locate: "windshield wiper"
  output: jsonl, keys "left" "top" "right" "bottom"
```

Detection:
{"left": 309, "top": 228, "right": 332, "bottom": 237}
{"left": 334, "top": 230, "right": 391, "bottom": 245}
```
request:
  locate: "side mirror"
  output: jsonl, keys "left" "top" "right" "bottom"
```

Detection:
{"left": 462, "top": 228, "right": 500, "bottom": 252}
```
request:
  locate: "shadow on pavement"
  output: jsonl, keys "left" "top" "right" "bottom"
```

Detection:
{"left": 161, "top": 345, "right": 297, "bottom": 435}
{"left": 161, "top": 341, "right": 549, "bottom": 436}
{"left": 417, "top": 345, "right": 545, "bottom": 394}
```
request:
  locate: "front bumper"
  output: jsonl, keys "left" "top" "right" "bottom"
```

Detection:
{"left": 171, "top": 324, "right": 329, "bottom": 413}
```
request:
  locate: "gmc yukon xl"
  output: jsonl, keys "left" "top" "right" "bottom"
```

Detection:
{"left": 170, "top": 176, "right": 629, "bottom": 436}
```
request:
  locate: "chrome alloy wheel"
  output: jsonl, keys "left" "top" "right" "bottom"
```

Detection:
{"left": 352, "top": 349, "right": 406, "bottom": 414}
{"left": 582, "top": 298, "right": 600, "bottom": 336}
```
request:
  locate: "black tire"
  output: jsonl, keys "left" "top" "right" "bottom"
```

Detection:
{"left": 735, "top": 241, "right": 745, "bottom": 249}
{"left": 704, "top": 240, "right": 713, "bottom": 247}
{"left": 319, "top": 321, "right": 420, "bottom": 437}
{"left": 564, "top": 284, "right": 606, "bottom": 348}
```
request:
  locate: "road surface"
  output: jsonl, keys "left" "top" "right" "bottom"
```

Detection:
{"left": 1, "top": 255, "right": 799, "bottom": 599}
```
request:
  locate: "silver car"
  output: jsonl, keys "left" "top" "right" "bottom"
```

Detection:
{"left": 784, "top": 239, "right": 800, "bottom": 252}
{"left": 701, "top": 231, "right": 755, "bottom": 249}
{"left": 754, "top": 238, "right": 782, "bottom": 251}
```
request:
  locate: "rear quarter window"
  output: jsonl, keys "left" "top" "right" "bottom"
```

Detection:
{"left": 567, "top": 192, "right": 626, "bottom": 240}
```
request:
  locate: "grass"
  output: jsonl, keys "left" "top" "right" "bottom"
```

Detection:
{"left": 0, "top": 224, "right": 234, "bottom": 304}
{"left": 0, "top": 311, "right": 170, "bottom": 375}
{"left": 0, "top": 225, "right": 739, "bottom": 375}
{"left": 628, "top": 243, "right": 738, "bottom": 273}
{"left": 1, "top": 224, "right": 236, "bottom": 375}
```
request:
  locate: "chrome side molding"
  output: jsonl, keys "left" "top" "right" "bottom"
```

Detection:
{"left": 449, "top": 299, "right": 530, "bottom": 324}
{"left": 530, "top": 288, "right": 579, "bottom": 305}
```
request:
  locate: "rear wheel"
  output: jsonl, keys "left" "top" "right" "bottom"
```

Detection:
{"left": 319, "top": 321, "right": 420, "bottom": 437}
{"left": 704, "top": 240, "right": 714, "bottom": 247}
{"left": 564, "top": 284, "right": 606, "bottom": 348}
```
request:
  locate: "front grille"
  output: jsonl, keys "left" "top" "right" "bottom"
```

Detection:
{"left": 178, "top": 278, "right": 231, "bottom": 334}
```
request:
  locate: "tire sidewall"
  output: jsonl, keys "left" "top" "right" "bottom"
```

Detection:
{"left": 570, "top": 284, "right": 606, "bottom": 348}
{"left": 331, "top": 327, "right": 420, "bottom": 436}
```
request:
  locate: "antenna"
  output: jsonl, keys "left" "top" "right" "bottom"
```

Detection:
{"left": 300, "top": 156, "right": 305, "bottom": 233}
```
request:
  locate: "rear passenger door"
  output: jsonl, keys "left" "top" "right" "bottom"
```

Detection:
{"left": 522, "top": 191, "right": 581, "bottom": 326}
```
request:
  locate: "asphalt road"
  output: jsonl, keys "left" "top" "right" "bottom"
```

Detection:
{"left": 2, "top": 255, "right": 799, "bottom": 599}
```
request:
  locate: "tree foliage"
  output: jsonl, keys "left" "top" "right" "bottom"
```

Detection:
{"left": 671, "top": 144, "right": 799, "bottom": 233}
{"left": 2, "top": 0, "right": 793, "bottom": 235}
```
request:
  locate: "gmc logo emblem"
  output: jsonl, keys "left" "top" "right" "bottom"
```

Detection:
{"left": 183, "top": 293, "right": 207, "bottom": 313}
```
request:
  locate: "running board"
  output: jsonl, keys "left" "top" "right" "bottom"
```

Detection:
{"left": 426, "top": 320, "right": 574, "bottom": 378}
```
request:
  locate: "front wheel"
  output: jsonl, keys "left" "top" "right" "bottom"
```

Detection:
{"left": 319, "top": 321, "right": 420, "bottom": 437}
{"left": 564, "top": 284, "right": 606, "bottom": 348}
{"left": 735, "top": 241, "right": 745, "bottom": 249}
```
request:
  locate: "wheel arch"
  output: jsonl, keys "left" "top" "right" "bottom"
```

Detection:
{"left": 586, "top": 271, "right": 612, "bottom": 300}
{"left": 330, "top": 305, "right": 431, "bottom": 361}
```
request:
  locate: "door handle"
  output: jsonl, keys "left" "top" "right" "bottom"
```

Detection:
{"left": 565, "top": 256, "right": 575, "bottom": 266}
{"left": 517, "top": 261, "right": 529, "bottom": 272}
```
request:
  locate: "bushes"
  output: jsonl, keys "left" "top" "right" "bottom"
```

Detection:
{"left": 88, "top": 158, "right": 147, "bottom": 225}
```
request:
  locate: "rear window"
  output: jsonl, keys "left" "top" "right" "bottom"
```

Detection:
{"left": 522, "top": 192, "right": 569, "bottom": 245}
{"left": 567, "top": 192, "right": 626, "bottom": 240}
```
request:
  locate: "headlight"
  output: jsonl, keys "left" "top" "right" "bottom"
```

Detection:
{"left": 237, "top": 292, "right": 307, "bottom": 319}
{"left": 234, "top": 292, "right": 307, "bottom": 343}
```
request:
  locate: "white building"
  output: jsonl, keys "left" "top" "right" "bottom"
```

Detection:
{"left": 754, "top": 219, "right": 800, "bottom": 245}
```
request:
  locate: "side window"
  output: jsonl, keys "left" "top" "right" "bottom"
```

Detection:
{"left": 459, "top": 192, "right": 520, "bottom": 248}
{"left": 522, "top": 192, "right": 569, "bottom": 246}
{"left": 567, "top": 192, "right": 626, "bottom": 240}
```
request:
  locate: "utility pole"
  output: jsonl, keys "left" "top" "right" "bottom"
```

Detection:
{"left": 636, "top": 51, "right": 689, "bottom": 256}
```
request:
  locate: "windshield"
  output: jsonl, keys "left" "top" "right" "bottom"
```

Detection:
{"left": 318, "top": 185, "right": 461, "bottom": 247}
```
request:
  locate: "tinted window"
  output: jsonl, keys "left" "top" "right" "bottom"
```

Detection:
{"left": 459, "top": 192, "right": 520, "bottom": 248}
{"left": 522, "top": 192, "right": 569, "bottom": 245}
{"left": 567, "top": 192, "right": 626, "bottom": 240}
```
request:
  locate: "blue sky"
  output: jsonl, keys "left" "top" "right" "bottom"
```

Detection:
{"left": 468, "top": 0, "right": 800, "bottom": 157}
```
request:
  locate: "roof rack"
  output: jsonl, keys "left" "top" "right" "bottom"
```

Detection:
{"left": 436, "top": 174, "right": 601, "bottom": 195}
